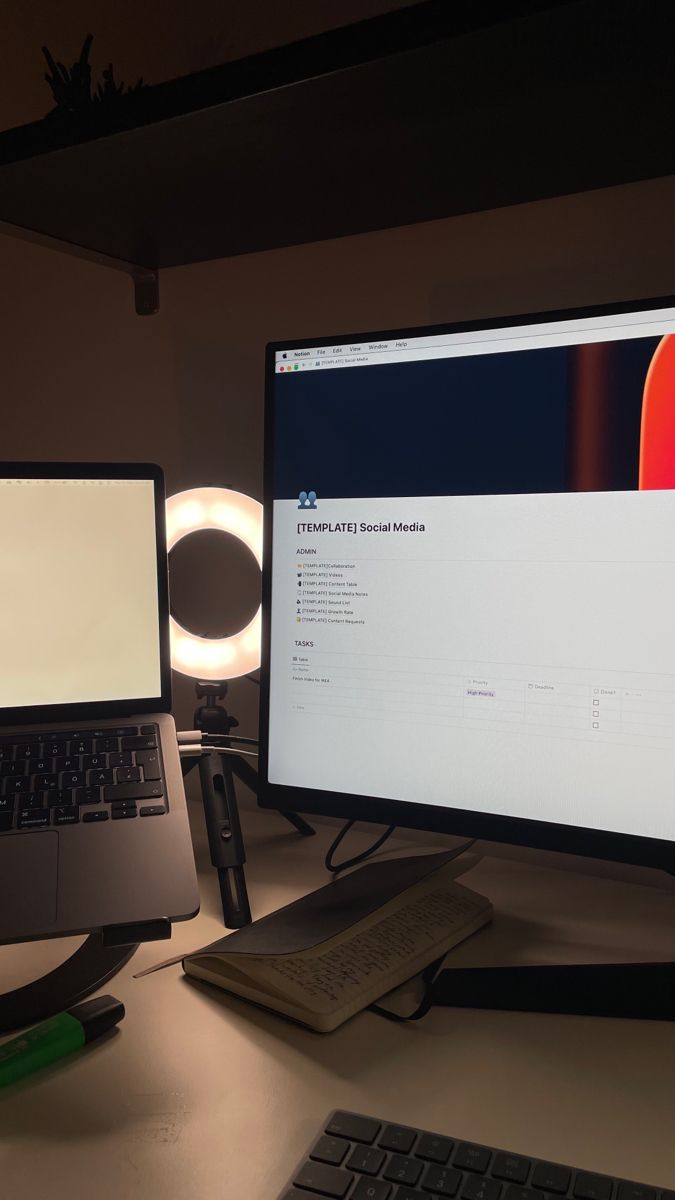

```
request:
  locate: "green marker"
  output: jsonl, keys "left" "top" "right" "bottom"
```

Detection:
{"left": 0, "top": 995, "right": 125, "bottom": 1087}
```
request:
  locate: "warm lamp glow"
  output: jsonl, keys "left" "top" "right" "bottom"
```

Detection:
{"left": 166, "top": 486, "right": 263, "bottom": 680}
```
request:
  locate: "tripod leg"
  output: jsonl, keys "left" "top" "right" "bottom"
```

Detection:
{"left": 198, "top": 750, "right": 252, "bottom": 929}
{"left": 280, "top": 810, "right": 315, "bottom": 837}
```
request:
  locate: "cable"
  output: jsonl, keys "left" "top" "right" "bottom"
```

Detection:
{"left": 178, "top": 744, "right": 258, "bottom": 759}
{"left": 203, "top": 734, "right": 259, "bottom": 747}
{"left": 324, "top": 820, "right": 397, "bottom": 875}
{"left": 177, "top": 730, "right": 258, "bottom": 746}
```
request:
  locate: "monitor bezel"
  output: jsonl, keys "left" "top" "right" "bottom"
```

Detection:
{"left": 259, "top": 295, "right": 675, "bottom": 873}
{"left": 0, "top": 461, "right": 171, "bottom": 725}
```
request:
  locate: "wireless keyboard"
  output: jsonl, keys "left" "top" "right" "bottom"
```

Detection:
{"left": 0, "top": 723, "right": 166, "bottom": 831}
{"left": 279, "top": 1110, "right": 673, "bottom": 1200}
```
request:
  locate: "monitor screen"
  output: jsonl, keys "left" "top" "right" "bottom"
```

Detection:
{"left": 0, "top": 474, "right": 163, "bottom": 710}
{"left": 261, "top": 299, "right": 675, "bottom": 868}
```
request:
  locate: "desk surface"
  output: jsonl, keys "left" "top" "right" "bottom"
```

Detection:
{"left": 2, "top": 805, "right": 674, "bottom": 1196}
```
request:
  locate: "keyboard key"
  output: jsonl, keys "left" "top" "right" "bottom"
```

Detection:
{"left": 4, "top": 777, "right": 30, "bottom": 794}
{"left": 15, "top": 744, "right": 40, "bottom": 759}
{"left": 103, "top": 782, "right": 163, "bottom": 803}
{"left": 55, "top": 756, "right": 81, "bottom": 772}
{"left": 140, "top": 724, "right": 157, "bottom": 735}
{"left": 462, "top": 1177, "right": 502, "bottom": 1200}
{"left": 380, "top": 1127, "right": 418, "bottom": 1155}
{"left": 109, "top": 751, "right": 133, "bottom": 768}
{"left": 88, "top": 769, "right": 113, "bottom": 785}
{"left": 0, "top": 813, "right": 13, "bottom": 832}
{"left": 28, "top": 757, "right": 51, "bottom": 775}
{"left": 75, "top": 787, "right": 101, "bottom": 805}
{"left": 574, "top": 1175, "right": 614, "bottom": 1200}
{"left": 294, "top": 1161, "right": 353, "bottom": 1197}
{"left": 45, "top": 741, "right": 67, "bottom": 756}
{"left": 111, "top": 806, "right": 138, "bottom": 819}
{"left": 416, "top": 1135, "right": 454, "bottom": 1164}
{"left": 18, "top": 808, "right": 49, "bottom": 828}
{"left": 121, "top": 735, "right": 157, "bottom": 750}
{"left": 352, "top": 1180, "right": 393, "bottom": 1199}
{"left": 421, "top": 1166, "right": 462, "bottom": 1196}
{"left": 347, "top": 1146, "right": 387, "bottom": 1176}
{"left": 505, "top": 1187, "right": 545, "bottom": 1200}
{"left": 140, "top": 805, "right": 166, "bottom": 817}
{"left": 83, "top": 810, "right": 109, "bottom": 823}
{"left": 95, "top": 736, "right": 119, "bottom": 753}
{"left": 71, "top": 738, "right": 93, "bottom": 755}
{"left": 492, "top": 1156, "right": 531, "bottom": 1184}
{"left": 310, "top": 1137, "right": 349, "bottom": 1167}
{"left": 34, "top": 773, "right": 59, "bottom": 790}
{"left": 48, "top": 791, "right": 76, "bottom": 807}
{"left": 391, "top": 1191, "right": 431, "bottom": 1200}
{"left": 532, "top": 1164, "right": 571, "bottom": 1194}
{"left": 0, "top": 795, "right": 18, "bottom": 812}
{"left": 116, "top": 766, "right": 141, "bottom": 783}
{"left": 135, "top": 748, "right": 162, "bottom": 779}
{"left": 1, "top": 761, "right": 27, "bottom": 776}
{"left": 53, "top": 806, "right": 79, "bottom": 825}
{"left": 83, "top": 754, "right": 108, "bottom": 770}
{"left": 455, "top": 1144, "right": 491, "bottom": 1174}
{"left": 326, "top": 1114, "right": 381, "bottom": 1146}
{"left": 384, "top": 1158, "right": 423, "bottom": 1188}
{"left": 60, "top": 771, "right": 86, "bottom": 789}
{"left": 617, "top": 1188, "right": 656, "bottom": 1200}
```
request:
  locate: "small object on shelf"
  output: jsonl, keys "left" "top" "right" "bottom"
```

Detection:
{"left": 42, "top": 34, "right": 143, "bottom": 118}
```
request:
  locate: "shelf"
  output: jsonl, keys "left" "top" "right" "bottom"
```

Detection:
{"left": 0, "top": 0, "right": 673, "bottom": 272}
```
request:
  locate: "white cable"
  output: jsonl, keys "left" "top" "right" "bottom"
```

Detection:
{"left": 177, "top": 743, "right": 258, "bottom": 759}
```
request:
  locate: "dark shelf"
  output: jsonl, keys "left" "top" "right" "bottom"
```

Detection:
{"left": 0, "top": 0, "right": 672, "bottom": 271}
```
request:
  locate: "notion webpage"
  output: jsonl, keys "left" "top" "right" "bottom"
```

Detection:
{"left": 267, "top": 306, "right": 675, "bottom": 843}
{"left": 0, "top": 477, "right": 162, "bottom": 708}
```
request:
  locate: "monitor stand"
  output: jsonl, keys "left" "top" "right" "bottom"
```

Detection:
{"left": 430, "top": 957, "right": 675, "bottom": 1020}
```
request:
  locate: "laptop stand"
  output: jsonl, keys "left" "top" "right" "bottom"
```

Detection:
{"left": 0, "top": 919, "right": 170, "bottom": 1035}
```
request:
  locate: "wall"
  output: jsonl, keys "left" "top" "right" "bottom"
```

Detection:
{"left": 1, "top": 174, "right": 674, "bottom": 764}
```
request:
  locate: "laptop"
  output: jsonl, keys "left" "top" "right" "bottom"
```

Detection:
{"left": 0, "top": 463, "right": 199, "bottom": 944}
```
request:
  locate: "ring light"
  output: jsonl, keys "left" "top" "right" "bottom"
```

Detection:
{"left": 166, "top": 486, "right": 263, "bottom": 680}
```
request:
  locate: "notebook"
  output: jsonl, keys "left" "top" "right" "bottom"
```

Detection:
{"left": 182, "top": 850, "right": 491, "bottom": 1031}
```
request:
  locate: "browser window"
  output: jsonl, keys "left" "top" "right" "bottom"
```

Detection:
{"left": 267, "top": 305, "right": 675, "bottom": 843}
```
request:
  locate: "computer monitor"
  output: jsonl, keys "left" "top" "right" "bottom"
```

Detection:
{"left": 259, "top": 297, "right": 675, "bottom": 875}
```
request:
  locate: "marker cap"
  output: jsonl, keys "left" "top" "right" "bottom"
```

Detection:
{"left": 67, "top": 995, "right": 125, "bottom": 1043}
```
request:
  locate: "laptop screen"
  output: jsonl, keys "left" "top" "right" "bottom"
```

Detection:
{"left": 0, "top": 476, "right": 162, "bottom": 710}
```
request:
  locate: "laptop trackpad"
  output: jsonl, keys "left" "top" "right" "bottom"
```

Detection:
{"left": 0, "top": 833, "right": 58, "bottom": 935}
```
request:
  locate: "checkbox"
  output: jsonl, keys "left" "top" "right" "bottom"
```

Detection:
{"left": 593, "top": 699, "right": 599, "bottom": 705}
{"left": 593, "top": 721, "right": 599, "bottom": 728}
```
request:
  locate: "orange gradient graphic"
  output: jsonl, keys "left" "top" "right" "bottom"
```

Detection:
{"left": 639, "top": 334, "right": 675, "bottom": 489}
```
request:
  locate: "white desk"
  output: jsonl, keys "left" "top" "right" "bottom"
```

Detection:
{"left": 1, "top": 803, "right": 675, "bottom": 1196}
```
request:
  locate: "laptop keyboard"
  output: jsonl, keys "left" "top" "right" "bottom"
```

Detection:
{"left": 0, "top": 724, "right": 166, "bottom": 832}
